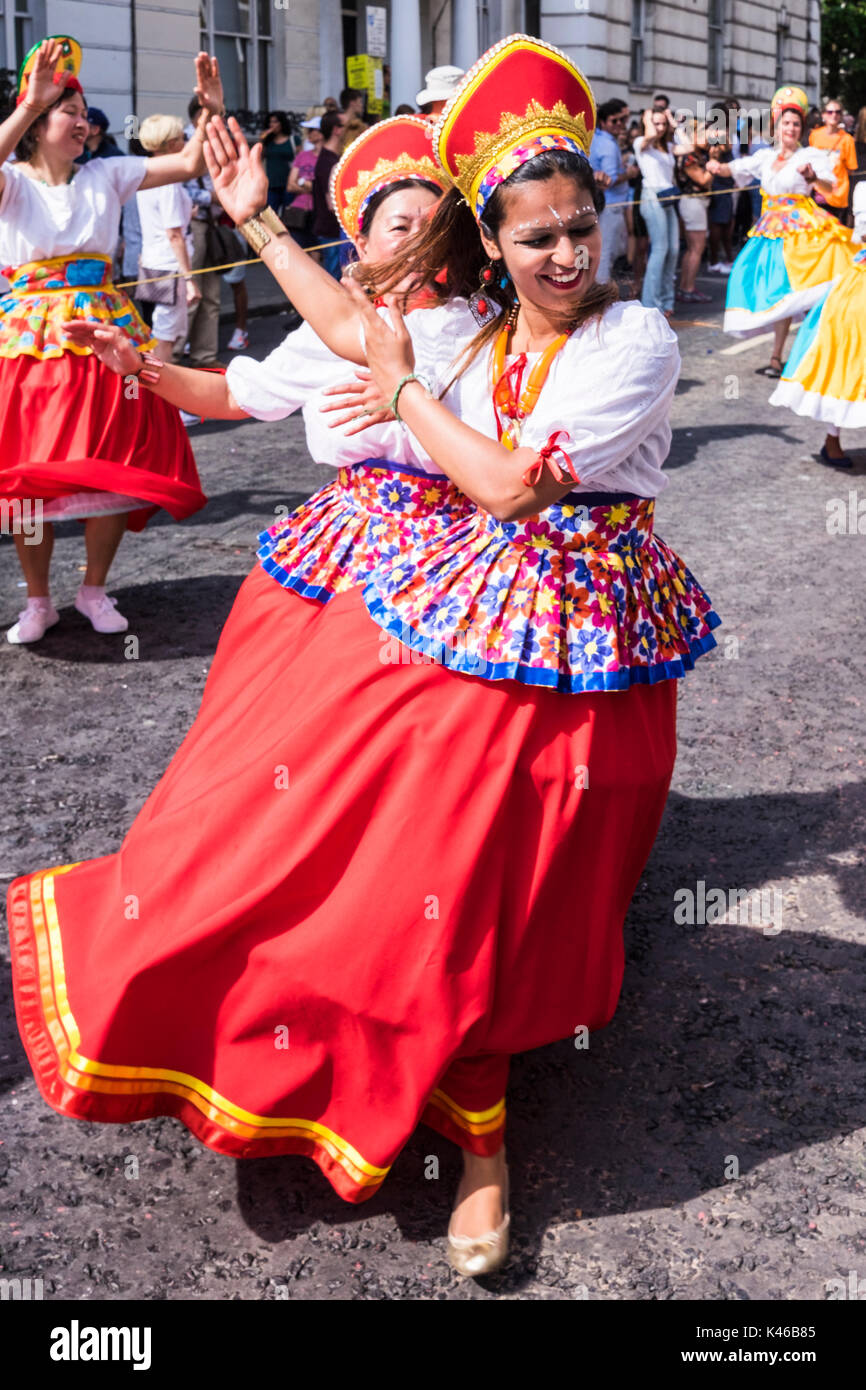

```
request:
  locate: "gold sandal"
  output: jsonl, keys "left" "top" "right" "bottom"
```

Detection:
{"left": 447, "top": 1164, "right": 510, "bottom": 1277}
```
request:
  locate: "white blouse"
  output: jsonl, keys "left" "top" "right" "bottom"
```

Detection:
{"left": 225, "top": 300, "right": 480, "bottom": 475}
{"left": 408, "top": 298, "right": 680, "bottom": 498}
{"left": 727, "top": 144, "right": 838, "bottom": 197}
{"left": 633, "top": 136, "right": 676, "bottom": 190}
{"left": 0, "top": 156, "right": 147, "bottom": 266}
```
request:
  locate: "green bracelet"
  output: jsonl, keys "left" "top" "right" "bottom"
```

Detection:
{"left": 390, "top": 372, "right": 432, "bottom": 422}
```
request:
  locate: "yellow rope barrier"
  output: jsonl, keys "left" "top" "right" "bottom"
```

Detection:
{"left": 115, "top": 239, "right": 347, "bottom": 289}
{"left": 115, "top": 190, "right": 756, "bottom": 290}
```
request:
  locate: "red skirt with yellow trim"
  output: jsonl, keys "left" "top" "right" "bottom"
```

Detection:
{"left": 8, "top": 567, "right": 677, "bottom": 1203}
{"left": 0, "top": 256, "right": 205, "bottom": 530}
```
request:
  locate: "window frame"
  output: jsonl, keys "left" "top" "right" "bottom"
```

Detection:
{"left": 200, "top": 0, "right": 273, "bottom": 117}
{"left": 708, "top": 0, "right": 724, "bottom": 91}
{"left": 630, "top": 0, "right": 646, "bottom": 89}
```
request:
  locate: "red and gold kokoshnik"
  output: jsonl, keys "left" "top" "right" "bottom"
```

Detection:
{"left": 433, "top": 33, "right": 596, "bottom": 219}
{"left": 330, "top": 115, "right": 449, "bottom": 243}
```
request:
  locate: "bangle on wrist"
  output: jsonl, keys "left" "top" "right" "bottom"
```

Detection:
{"left": 238, "top": 204, "right": 287, "bottom": 253}
{"left": 389, "top": 372, "right": 433, "bottom": 422}
{"left": 136, "top": 350, "right": 165, "bottom": 387}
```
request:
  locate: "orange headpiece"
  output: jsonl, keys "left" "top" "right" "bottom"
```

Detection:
{"left": 330, "top": 115, "right": 450, "bottom": 243}
{"left": 771, "top": 86, "right": 809, "bottom": 123}
{"left": 434, "top": 34, "right": 595, "bottom": 222}
{"left": 17, "top": 35, "right": 83, "bottom": 107}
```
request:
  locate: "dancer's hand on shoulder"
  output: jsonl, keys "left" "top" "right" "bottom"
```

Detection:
{"left": 343, "top": 277, "right": 415, "bottom": 399}
{"left": 320, "top": 369, "right": 394, "bottom": 435}
{"left": 64, "top": 320, "right": 142, "bottom": 376}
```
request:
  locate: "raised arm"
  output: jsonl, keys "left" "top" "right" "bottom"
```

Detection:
{"left": 138, "top": 53, "right": 224, "bottom": 190}
{"left": 202, "top": 115, "right": 366, "bottom": 364}
{"left": 0, "top": 39, "right": 68, "bottom": 199}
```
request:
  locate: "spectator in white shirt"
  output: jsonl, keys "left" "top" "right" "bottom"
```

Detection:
{"left": 633, "top": 109, "right": 679, "bottom": 316}
{"left": 137, "top": 114, "right": 200, "bottom": 363}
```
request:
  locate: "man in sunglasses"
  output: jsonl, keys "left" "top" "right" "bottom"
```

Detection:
{"left": 809, "top": 99, "right": 857, "bottom": 224}
{"left": 589, "top": 98, "right": 638, "bottom": 281}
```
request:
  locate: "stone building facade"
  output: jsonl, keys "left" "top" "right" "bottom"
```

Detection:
{"left": 1, "top": 1, "right": 823, "bottom": 139}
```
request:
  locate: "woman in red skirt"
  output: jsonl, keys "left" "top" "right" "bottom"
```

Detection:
{"left": 64, "top": 115, "right": 476, "bottom": 672}
{"left": 0, "top": 36, "right": 222, "bottom": 644}
{"left": 8, "top": 38, "right": 720, "bottom": 1277}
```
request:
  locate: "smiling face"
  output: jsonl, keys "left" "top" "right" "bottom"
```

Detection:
{"left": 480, "top": 170, "right": 601, "bottom": 316}
{"left": 776, "top": 109, "right": 803, "bottom": 148}
{"left": 356, "top": 183, "right": 441, "bottom": 267}
{"left": 38, "top": 89, "right": 89, "bottom": 158}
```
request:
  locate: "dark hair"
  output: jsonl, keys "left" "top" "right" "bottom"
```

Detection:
{"left": 321, "top": 109, "right": 342, "bottom": 142}
{"left": 361, "top": 147, "right": 616, "bottom": 379}
{"left": 358, "top": 177, "right": 443, "bottom": 236}
{"left": 653, "top": 93, "right": 670, "bottom": 106}
{"left": 340, "top": 87, "right": 363, "bottom": 108}
{"left": 15, "top": 83, "right": 83, "bottom": 162}
{"left": 393, "top": 103, "right": 416, "bottom": 116}
{"left": 263, "top": 110, "right": 292, "bottom": 142}
{"left": 188, "top": 96, "right": 201, "bottom": 122}
{"left": 597, "top": 98, "right": 628, "bottom": 124}
{"left": 771, "top": 107, "right": 805, "bottom": 138}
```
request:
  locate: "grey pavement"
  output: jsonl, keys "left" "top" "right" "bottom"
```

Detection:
{"left": 1, "top": 273, "right": 864, "bottom": 1301}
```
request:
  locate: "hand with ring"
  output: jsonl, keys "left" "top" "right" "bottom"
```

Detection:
{"left": 320, "top": 368, "right": 395, "bottom": 435}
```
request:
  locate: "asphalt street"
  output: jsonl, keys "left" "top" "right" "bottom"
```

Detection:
{"left": 1, "top": 272, "right": 864, "bottom": 1301}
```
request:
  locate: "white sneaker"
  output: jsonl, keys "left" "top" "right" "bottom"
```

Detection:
{"left": 179, "top": 409, "right": 201, "bottom": 427}
{"left": 6, "top": 600, "right": 60, "bottom": 644}
{"left": 706, "top": 262, "right": 723, "bottom": 273}
{"left": 227, "top": 327, "right": 248, "bottom": 351}
{"left": 74, "top": 589, "right": 129, "bottom": 634}
{"left": 717, "top": 261, "right": 733, "bottom": 274}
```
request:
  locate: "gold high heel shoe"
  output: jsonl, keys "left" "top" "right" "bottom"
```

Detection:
{"left": 447, "top": 1164, "right": 510, "bottom": 1277}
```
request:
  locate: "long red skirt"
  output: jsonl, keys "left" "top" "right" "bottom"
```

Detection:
{"left": 8, "top": 568, "right": 677, "bottom": 1202}
{"left": 0, "top": 352, "right": 205, "bottom": 531}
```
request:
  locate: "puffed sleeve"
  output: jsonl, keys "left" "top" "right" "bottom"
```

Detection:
{"left": 0, "top": 160, "right": 24, "bottom": 217}
{"left": 404, "top": 297, "right": 490, "bottom": 393}
{"left": 537, "top": 304, "right": 680, "bottom": 486}
{"left": 727, "top": 148, "right": 770, "bottom": 187}
{"left": 102, "top": 155, "right": 149, "bottom": 204}
{"left": 225, "top": 319, "right": 339, "bottom": 420}
{"left": 803, "top": 146, "right": 838, "bottom": 183}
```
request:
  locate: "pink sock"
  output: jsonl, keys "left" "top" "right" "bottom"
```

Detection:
{"left": 79, "top": 584, "right": 106, "bottom": 601}
{"left": 27, "top": 595, "right": 52, "bottom": 609}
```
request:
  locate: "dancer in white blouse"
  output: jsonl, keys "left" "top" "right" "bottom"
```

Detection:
{"left": 707, "top": 85, "right": 853, "bottom": 376}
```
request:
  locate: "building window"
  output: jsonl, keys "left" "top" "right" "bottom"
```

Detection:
{"left": 1, "top": 0, "right": 40, "bottom": 74}
{"left": 708, "top": 0, "right": 724, "bottom": 89}
{"left": 200, "top": 0, "right": 272, "bottom": 117}
{"left": 775, "top": 9, "right": 790, "bottom": 90}
{"left": 630, "top": 0, "right": 646, "bottom": 87}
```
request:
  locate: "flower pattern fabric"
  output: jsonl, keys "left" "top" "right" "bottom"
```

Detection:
{"left": 363, "top": 494, "right": 720, "bottom": 692}
{"left": 257, "top": 461, "right": 474, "bottom": 604}
{"left": 0, "top": 255, "right": 155, "bottom": 359}
{"left": 749, "top": 194, "right": 849, "bottom": 241}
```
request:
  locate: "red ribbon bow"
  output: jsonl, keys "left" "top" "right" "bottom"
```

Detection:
{"left": 493, "top": 352, "right": 528, "bottom": 421}
{"left": 521, "top": 429, "right": 576, "bottom": 487}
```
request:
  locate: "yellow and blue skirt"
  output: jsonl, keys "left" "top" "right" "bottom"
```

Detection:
{"left": 724, "top": 195, "right": 854, "bottom": 336}
{"left": 770, "top": 249, "right": 866, "bottom": 428}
